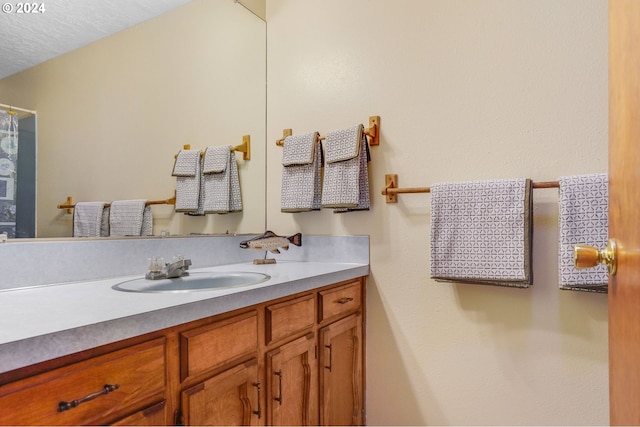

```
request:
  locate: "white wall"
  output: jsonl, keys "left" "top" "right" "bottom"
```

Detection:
{"left": 266, "top": 0, "right": 608, "bottom": 425}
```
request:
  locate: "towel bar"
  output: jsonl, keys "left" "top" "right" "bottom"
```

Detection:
{"left": 381, "top": 174, "right": 560, "bottom": 203}
{"left": 175, "top": 135, "right": 251, "bottom": 161}
{"left": 57, "top": 192, "right": 177, "bottom": 214}
{"left": 275, "top": 115, "right": 380, "bottom": 147}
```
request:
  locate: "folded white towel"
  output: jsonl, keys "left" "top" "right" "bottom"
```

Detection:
{"left": 430, "top": 179, "right": 533, "bottom": 288}
{"left": 73, "top": 202, "right": 106, "bottom": 237}
{"left": 109, "top": 199, "right": 149, "bottom": 236}
{"left": 172, "top": 149, "right": 202, "bottom": 212}
{"left": 281, "top": 132, "right": 323, "bottom": 212}
{"left": 321, "top": 124, "right": 370, "bottom": 212}
{"left": 558, "top": 174, "right": 608, "bottom": 293}
{"left": 202, "top": 146, "right": 242, "bottom": 214}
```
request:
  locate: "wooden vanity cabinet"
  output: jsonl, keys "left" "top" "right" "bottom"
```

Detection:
{"left": 0, "top": 277, "right": 366, "bottom": 426}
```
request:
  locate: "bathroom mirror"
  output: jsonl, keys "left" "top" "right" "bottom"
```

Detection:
{"left": 0, "top": 0, "right": 266, "bottom": 238}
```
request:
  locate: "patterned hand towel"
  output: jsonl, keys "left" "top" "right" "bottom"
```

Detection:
{"left": 281, "top": 132, "right": 323, "bottom": 212}
{"left": 321, "top": 124, "right": 370, "bottom": 212}
{"left": 73, "top": 202, "right": 106, "bottom": 237}
{"left": 202, "top": 146, "right": 242, "bottom": 214}
{"left": 558, "top": 174, "right": 608, "bottom": 293}
{"left": 141, "top": 205, "right": 153, "bottom": 236}
{"left": 172, "top": 149, "right": 202, "bottom": 212}
{"left": 430, "top": 179, "right": 533, "bottom": 288}
{"left": 109, "top": 199, "right": 148, "bottom": 236}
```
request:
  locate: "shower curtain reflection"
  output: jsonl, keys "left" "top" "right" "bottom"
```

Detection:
{"left": 0, "top": 110, "right": 36, "bottom": 238}
{"left": 0, "top": 110, "right": 18, "bottom": 237}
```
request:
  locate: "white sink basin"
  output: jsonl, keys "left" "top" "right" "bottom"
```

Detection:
{"left": 112, "top": 271, "right": 270, "bottom": 293}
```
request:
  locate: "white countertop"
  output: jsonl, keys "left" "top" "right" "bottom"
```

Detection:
{"left": 0, "top": 260, "right": 369, "bottom": 373}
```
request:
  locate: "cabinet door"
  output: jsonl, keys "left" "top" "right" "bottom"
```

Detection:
{"left": 266, "top": 333, "right": 318, "bottom": 426}
{"left": 181, "top": 359, "right": 261, "bottom": 426}
{"left": 319, "top": 313, "right": 363, "bottom": 426}
{"left": 111, "top": 401, "right": 167, "bottom": 426}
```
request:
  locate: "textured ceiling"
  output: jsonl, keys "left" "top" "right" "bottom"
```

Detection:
{"left": 0, "top": 0, "right": 194, "bottom": 79}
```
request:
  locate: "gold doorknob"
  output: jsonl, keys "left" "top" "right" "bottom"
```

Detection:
{"left": 574, "top": 239, "right": 617, "bottom": 276}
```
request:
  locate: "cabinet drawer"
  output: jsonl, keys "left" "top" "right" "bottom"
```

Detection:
{"left": 180, "top": 310, "right": 258, "bottom": 382}
{"left": 319, "top": 280, "right": 362, "bottom": 322}
{"left": 266, "top": 293, "right": 315, "bottom": 344}
{"left": 0, "top": 338, "right": 166, "bottom": 426}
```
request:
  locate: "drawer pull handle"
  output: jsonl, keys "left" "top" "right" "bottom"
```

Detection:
{"left": 252, "top": 382, "right": 262, "bottom": 419}
{"left": 336, "top": 297, "right": 354, "bottom": 305}
{"left": 274, "top": 370, "right": 283, "bottom": 405}
{"left": 58, "top": 384, "right": 120, "bottom": 413}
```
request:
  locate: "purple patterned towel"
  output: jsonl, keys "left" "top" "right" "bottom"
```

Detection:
{"left": 558, "top": 174, "right": 608, "bottom": 293}
{"left": 321, "top": 124, "right": 370, "bottom": 212}
{"left": 202, "top": 146, "right": 242, "bottom": 214}
{"left": 73, "top": 202, "right": 106, "bottom": 237}
{"left": 172, "top": 149, "right": 201, "bottom": 212}
{"left": 430, "top": 179, "right": 533, "bottom": 288}
{"left": 281, "top": 132, "right": 322, "bottom": 212}
{"left": 109, "top": 199, "right": 150, "bottom": 236}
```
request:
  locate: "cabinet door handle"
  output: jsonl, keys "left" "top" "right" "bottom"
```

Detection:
{"left": 252, "top": 382, "right": 262, "bottom": 419}
{"left": 336, "top": 297, "right": 354, "bottom": 305}
{"left": 58, "top": 384, "right": 120, "bottom": 412}
{"left": 325, "top": 344, "right": 332, "bottom": 372}
{"left": 274, "top": 370, "right": 283, "bottom": 406}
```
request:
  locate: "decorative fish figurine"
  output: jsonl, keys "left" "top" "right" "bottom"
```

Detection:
{"left": 240, "top": 231, "right": 302, "bottom": 254}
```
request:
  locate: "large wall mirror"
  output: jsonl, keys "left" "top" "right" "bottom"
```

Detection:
{"left": 0, "top": 0, "right": 266, "bottom": 238}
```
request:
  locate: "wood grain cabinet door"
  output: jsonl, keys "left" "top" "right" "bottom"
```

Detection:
{"left": 111, "top": 401, "right": 167, "bottom": 426}
{"left": 266, "top": 333, "right": 318, "bottom": 426}
{"left": 319, "top": 313, "right": 363, "bottom": 426}
{"left": 181, "top": 359, "right": 261, "bottom": 426}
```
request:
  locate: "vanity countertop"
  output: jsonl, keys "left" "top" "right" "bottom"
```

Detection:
{"left": 0, "top": 260, "right": 369, "bottom": 374}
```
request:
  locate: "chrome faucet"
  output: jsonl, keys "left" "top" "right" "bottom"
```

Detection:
{"left": 146, "top": 256, "right": 192, "bottom": 280}
{"left": 165, "top": 257, "right": 192, "bottom": 278}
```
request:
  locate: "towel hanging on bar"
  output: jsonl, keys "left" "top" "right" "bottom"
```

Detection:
{"left": 321, "top": 124, "right": 370, "bottom": 212}
{"left": 281, "top": 132, "right": 323, "bottom": 212}
{"left": 73, "top": 202, "right": 107, "bottom": 237}
{"left": 202, "top": 145, "right": 243, "bottom": 214}
{"left": 430, "top": 179, "right": 533, "bottom": 288}
{"left": 172, "top": 149, "right": 202, "bottom": 213}
{"left": 109, "top": 199, "right": 152, "bottom": 236}
{"left": 558, "top": 174, "right": 608, "bottom": 293}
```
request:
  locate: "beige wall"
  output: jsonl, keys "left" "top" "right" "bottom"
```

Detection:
{"left": 266, "top": 0, "right": 608, "bottom": 425}
{"left": 0, "top": 0, "right": 266, "bottom": 237}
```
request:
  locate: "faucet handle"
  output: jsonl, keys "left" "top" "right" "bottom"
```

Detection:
{"left": 148, "top": 256, "right": 165, "bottom": 272}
